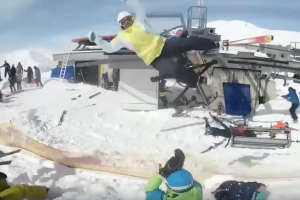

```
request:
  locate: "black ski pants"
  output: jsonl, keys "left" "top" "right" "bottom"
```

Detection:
{"left": 36, "top": 77, "right": 43, "bottom": 87}
{"left": 27, "top": 75, "right": 32, "bottom": 83}
{"left": 159, "top": 36, "right": 218, "bottom": 57}
{"left": 289, "top": 103, "right": 299, "bottom": 120}
{"left": 150, "top": 36, "right": 217, "bottom": 87}
{"left": 9, "top": 77, "right": 16, "bottom": 92}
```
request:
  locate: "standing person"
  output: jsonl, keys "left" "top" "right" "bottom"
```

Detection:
{"left": 24, "top": 66, "right": 33, "bottom": 83}
{"left": 159, "top": 80, "right": 171, "bottom": 108}
{"left": 1, "top": 61, "right": 10, "bottom": 78}
{"left": 281, "top": 87, "right": 299, "bottom": 122}
{"left": 9, "top": 65, "right": 16, "bottom": 93}
{"left": 16, "top": 62, "right": 23, "bottom": 72}
{"left": 33, "top": 66, "right": 43, "bottom": 87}
{"left": 88, "top": 0, "right": 222, "bottom": 87}
{"left": 112, "top": 68, "right": 120, "bottom": 91}
{"left": 0, "top": 90, "right": 3, "bottom": 102}
{"left": 16, "top": 64, "right": 23, "bottom": 91}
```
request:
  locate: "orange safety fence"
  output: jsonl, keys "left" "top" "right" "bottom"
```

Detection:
{"left": 1, "top": 123, "right": 300, "bottom": 182}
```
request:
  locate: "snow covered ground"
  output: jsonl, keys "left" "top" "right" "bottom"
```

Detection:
{"left": 0, "top": 20, "right": 300, "bottom": 199}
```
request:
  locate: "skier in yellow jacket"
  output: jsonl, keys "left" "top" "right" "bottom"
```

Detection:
{"left": 0, "top": 172, "right": 48, "bottom": 200}
{"left": 88, "top": 0, "right": 220, "bottom": 86}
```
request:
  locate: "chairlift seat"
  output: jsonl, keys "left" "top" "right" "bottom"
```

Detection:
{"left": 230, "top": 127, "right": 292, "bottom": 149}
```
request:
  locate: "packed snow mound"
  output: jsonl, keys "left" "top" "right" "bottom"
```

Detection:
{"left": 0, "top": 49, "right": 56, "bottom": 73}
{"left": 208, "top": 20, "right": 300, "bottom": 46}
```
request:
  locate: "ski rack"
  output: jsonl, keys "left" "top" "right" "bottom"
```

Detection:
{"left": 230, "top": 127, "right": 292, "bottom": 149}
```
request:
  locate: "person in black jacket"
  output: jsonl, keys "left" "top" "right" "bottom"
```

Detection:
{"left": 112, "top": 68, "right": 120, "bottom": 91}
{"left": 33, "top": 66, "right": 43, "bottom": 87}
{"left": 9, "top": 65, "right": 16, "bottom": 93}
{"left": 2, "top": 61, "right": 10, "bottom": 78}
{"left": 24, "top": 66, "right": 33, "bottom": 83}
{"left": 212, "top": 180, "right": 268, "bottom": 200}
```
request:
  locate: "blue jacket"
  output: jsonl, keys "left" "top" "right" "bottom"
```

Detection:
{"left": 282, "top": 87, "right": 299, "bottom": 104}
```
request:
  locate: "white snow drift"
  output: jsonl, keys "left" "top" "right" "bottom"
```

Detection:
{"left": 0, "top": 20, "right": 300, "bottom": 199}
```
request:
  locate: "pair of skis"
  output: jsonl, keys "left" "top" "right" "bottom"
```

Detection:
{"left": 0, "top": 149, "right": 21, "bottom": 165}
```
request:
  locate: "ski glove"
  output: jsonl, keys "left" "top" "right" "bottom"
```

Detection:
{"left": 159, "top": 149, "right": 185, "bottom": 178}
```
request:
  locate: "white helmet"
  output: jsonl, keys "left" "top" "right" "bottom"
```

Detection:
{"left": 117, "top": 11, "right": 132, "bottom": 23}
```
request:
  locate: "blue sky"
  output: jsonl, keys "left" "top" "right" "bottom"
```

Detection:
{"left": 0, "top": 0, "right": 300, "bottom": 52}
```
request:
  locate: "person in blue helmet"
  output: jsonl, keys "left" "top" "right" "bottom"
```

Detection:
{"left": 281, "top": 87, "right": 299, "bottom": 122}
{"left": 212, "top": 180, "right": 268, "bottom": 200}
{"left": 144, "top": 149, "right": 203, "bottom": 200}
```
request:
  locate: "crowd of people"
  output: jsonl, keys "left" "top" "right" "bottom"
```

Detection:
{"left": 0, "top": 61, "right": 43, "bottom": 94}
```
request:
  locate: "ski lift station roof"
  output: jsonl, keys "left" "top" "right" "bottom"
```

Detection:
{"left": 52, "top": 49, "right": 142, "bottom": 67}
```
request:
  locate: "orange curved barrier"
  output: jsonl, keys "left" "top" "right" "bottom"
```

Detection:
{"left": 0, "top": 123, "right": 154, "bottom": 179}
{"left": 1, "top": 123, "right": 300, "bottom": 182}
